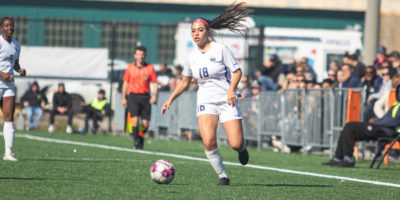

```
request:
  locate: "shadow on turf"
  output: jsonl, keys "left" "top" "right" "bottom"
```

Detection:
{"left": 234, "top": 183, "right": 332, "bottom": 187}
{"left": 26, "top": 158, "right": 120, "bottom": 163}
{"left": 0, "top": 177, "right": 85, "bottom": 181}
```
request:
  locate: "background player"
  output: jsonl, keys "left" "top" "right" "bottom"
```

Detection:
{"left": 0, "top": 17, "right": 26, "bottom": 161}
{"left": 161, "top": 2, "right": 252, "bottom": 185}
{"left": 122, "top": 46, "right": 158, "bottom": 149}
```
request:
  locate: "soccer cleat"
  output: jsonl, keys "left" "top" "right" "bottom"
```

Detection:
{"left": 217, "top": 177, "right": 230, "bottom": 186}
{"left": 238, "top": 148, "right": 249, "bottom": 165}
{"left": 334, "top": 160, "right": 355, "bottom": 168}
{"left": 66, "top": 125, "right": 73, "bottom": 134}
{"left": 322, "top": 158, "right": 341, "bottom": 167}
{"left": 3, "top": 154, "right": 18, "bottom": 161}
{"left": 48, "top": 124, "right": 54, "bottom": 133}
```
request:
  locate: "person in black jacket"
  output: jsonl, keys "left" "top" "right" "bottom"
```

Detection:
{"left": 48, "top": 83, "right": 73, "bottom": 133}
{"left": 322, "top": 85, "right": 400, "bottom": 167}
{"left": 21, "top": 81, "right": 46, "bottom": 130}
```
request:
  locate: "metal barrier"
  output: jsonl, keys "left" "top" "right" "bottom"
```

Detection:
{"left": 143, "top": 88, "right": 365, "bottom": 155}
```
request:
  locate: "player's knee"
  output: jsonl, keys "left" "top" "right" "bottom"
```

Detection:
{"left": 203, "top": 140, "right": 217, "bottom": 151}
{"left": 230, "top": 142, "right": 243, "bottom": 152}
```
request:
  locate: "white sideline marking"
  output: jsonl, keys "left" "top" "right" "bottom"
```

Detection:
{"left": 16, "top": 134, "right": 400, "bottom": 188}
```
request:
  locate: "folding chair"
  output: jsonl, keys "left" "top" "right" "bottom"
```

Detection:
{"left": 370, "top": 134, "right": 400, "bottom": 169}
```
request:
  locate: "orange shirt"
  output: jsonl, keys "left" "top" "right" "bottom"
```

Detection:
{"left": 123, "top": 62, "right": 157, "bottom": 94}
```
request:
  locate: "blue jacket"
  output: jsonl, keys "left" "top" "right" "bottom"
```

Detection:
{"left": 374, "top": 103, "right": 400, "bottom": 137}
{"left": 341, "top": 75, "right": 362, "bottom": 88}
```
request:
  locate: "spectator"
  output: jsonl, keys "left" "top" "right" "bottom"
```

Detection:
{"left": 279, "top": 73, "right": 296, "bottom": 92}
{"left": 84, "top": 89, "right": 111, "bottom": 134}
{"left": 156, "top": 62, "right": 175, "bottom": 91}
{"left": 322, "top": 86, "right": 400, "bottom": 167}
{"left": 172, "top": 65, "right": 183, "bottom": 90}
{"left": 327, "top": 69, "right": 338, "bottom": 87}
{"left": 342, "top": 52, "right": 351, "bottom": 65}
{"left": 389, "top": 51, "right": 400, "bottom": 74}
{"left": 348, "top": 53, "right": 366, "bottom": 79}
{"left": 238, "top": 75, "right": 252, "bottom": 99}
{"left": 329, "top": 60, "right": 340, "bottom": 72}
{"left": 255, "top": 69, "right": 278, "bottom": 92}
{"left": 322, "top": 79, "right": 334, "bottom": 88}
{"left": 48, "top": 83, "right": 73, "bottom": 133}
{"left": 260, "top": 54, "right": 282, "bottom": 83}
{"left": 368, "top": 67, "right": 392, "bottom": 102}
{"left": 295, "top": 66, "right": 304, "bottom": 76}
{"left": 373, "top": 45, "right": 388, "bottom": 69}
{"left": 21, "top": 81, "right": 46, "bottom": 130}
{"left": 362, "top": 66, "right": 383, "bottom": 121}
{"left": 294, "top": 74, "right": 307, "bottom": 89}
{"left": 337, "top": 65, "right": 362, "bottom": 88}
{"left": 299, "top": 57, "right": 317, "bottom": 82}
{"left": 373, "top": 74, "right": 400, "bottom": 118}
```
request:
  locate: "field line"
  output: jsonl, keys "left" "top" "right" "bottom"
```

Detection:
{"left": 17, "top": 134, "right": 400, "bottom": 188}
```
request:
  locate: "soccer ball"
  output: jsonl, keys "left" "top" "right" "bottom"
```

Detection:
{"left": 150, "top": 159, "right": 175, "bottom": 184}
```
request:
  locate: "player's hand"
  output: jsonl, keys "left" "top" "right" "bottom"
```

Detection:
{"left": 1, "top": 73, "right": 12, "bottom": 82}
{"left": 23, "top": 101, "right": 29, "bottom": 107}
{"left": 227, "top": 89, "right": 236, "bottom": 107}
{"left": 122, "top": 97, "right": 127, "bottom": 108}
{"left": 18, "top": 68, "right": 26, "bottom": 77}
{"left": 161, "top": 101, "right": 171, "bottom": 115}
{"left": 149, "top": 96, "right": 157, "bottom": 104}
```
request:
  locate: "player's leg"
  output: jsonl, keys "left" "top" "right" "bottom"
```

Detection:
{"left": 220, "top": 102, "right": 248, "bottom": 165}
{"left": 139, "top": 94, "right": 151, "bottom": 149}
{"left": 128, "top": 93, "right": 141, "bottom": 149}
{"left": 2, "top": 90, "right": 17, "bottom": 161}
{"left": 222, "top": 119, "right": 249, "bottom": 165}
{"left": 198, "top": 112, "right": 229, "bottom": 185}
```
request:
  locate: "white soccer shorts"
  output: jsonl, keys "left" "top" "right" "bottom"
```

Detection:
{"left": 196, "top": 101, "right": 242, "bottom": 123}
{"left": 0, "top": 87, "right": 15, "bottom": 99}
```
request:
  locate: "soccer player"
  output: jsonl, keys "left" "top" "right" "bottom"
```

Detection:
{"left": 161, "top": 2, "right": 252, "bottom": 185}
{"left": 0, "top": 17, "right": 26, "bottom": 161}
{"left": 122, "top": 46, "right": 158, "bottom": 150}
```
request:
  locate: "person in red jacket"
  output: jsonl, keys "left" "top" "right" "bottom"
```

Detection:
{"left": 122, "top": 46, "right": 158, "bottom": 149}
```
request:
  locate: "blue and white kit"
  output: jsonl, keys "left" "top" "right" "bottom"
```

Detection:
{"left": 183, "top": 42, "right": 242, "bottom": 123}
{"left": 0, "top": 35, "right": 20, "bottom": 98}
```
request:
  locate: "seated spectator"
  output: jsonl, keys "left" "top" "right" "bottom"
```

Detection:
{"left": 373, "top": 74, "right": 400, "bottom": 118}
{"left": 362, "top": 66, "right": 383, "bottom": 121}
{"left": 48, "top": 83, "right": 73, "bottom": 133}
{"left": 322, "top": 86, "right": 400, "bottom": 167}
{"left": 20, "top": 81, "right": 46, "bottom": 130}
{"left": 255, "top": 69, "right": 278, "bottom": 92}
{"left": 156, "top": 62, "right": 175, "bottom": 91}
{"left": 337, "top": 64, "right": 362, "bottom": 88}
{"left": 84, "top": 89, "right": 111, "bottom": 134}
{"left": 238, "top": 75, "right": 252, "bottom": 99}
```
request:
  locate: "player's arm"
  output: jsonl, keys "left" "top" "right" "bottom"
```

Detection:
{"left": 121, "top": 81, "right": 128, "bottom": 108}
{"left": 228, "top": 68, "right": 242, "bottom": 107}
{"left": 13, "top": 60, "right": 26, "bottom": 76}
{"left": 161, "top": 76, "right": 191, "bottom": 114}
{"left": 150, "top": 82, "right": 158, "bottom": 104}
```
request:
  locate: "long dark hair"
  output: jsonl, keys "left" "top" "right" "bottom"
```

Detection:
{"left": 198, "top": 2, "right": 253, "bottom": 35}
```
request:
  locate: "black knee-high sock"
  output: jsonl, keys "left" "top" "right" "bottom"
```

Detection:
{"left": 132, "top": 126, "right": 140, "bottom": 148}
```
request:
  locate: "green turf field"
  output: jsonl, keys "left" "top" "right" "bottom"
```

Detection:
{"left": 1, "top": 130, "right": 399, "bottom": 199}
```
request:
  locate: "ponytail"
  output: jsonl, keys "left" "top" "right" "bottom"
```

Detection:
{"left": 196, "top": 2, "right": 253, "bottom": 34}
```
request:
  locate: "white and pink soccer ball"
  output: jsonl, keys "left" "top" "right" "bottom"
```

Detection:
{"left": 150, "top": 159, "right": 175, "bottom": 184}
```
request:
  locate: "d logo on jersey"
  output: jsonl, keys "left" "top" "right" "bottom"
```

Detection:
{"left": 209, "top": 57, "right": 216, "bottom": 62}
{"left": 197, "top": 105, "right": 205, "bottom": 112}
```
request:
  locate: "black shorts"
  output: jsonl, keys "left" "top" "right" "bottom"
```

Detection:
{"left": 128, "top": 93, "right": 151, "bottom": 120}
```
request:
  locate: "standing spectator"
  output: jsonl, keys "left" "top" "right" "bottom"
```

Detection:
{"left": 389, "top": 51, "right": 400, "bottom": 74}
{"left": 238, "top": 75, "right": 252, "bottom": 99}
{"left": 260, "top": 54, "right": 282, "bottom": 83}
{"left": 373, "top": 74, "right": 400, "bottom": 118}
{"left": 299, "top": 57, "right": 317, "bottom": 82}
{"left": 373, "top": 46, "right": 387, "bottom": 69}
{"left": 368, "top": 67, "right": 392, "bottom": 101}
{"left": 337, "top": 65, "right": 362, "bottom": 88}
{"left": 349, "top": 53, "right": 366, "bottom": 79}
{"left": 327, "top": 69, "right": 338, "bottom": 86}
{"left": 84, "top": 89, "right": 111, "bottom": 134}
{"left": 48, "top": 83, "right": 73, "bottom": 133}
{"left": 21, "top": 81, "right": 45, "bottom": 130}
{"left": 156, "top": 62, "right": 175, "bottom": 91}
{"left": 122, "top": 46, "right": 158, "bottom": 150}
{"left": 341, "top": 52, "right": 351, "bottom": 65}
{"left": 329, "top": 60, "right": 340, "bottom": 72}
{"left": 362, "top": 66, "right": 383, "bottom": 121}
{"left": 0, "top": 17, "right": 27, "bottom": 161}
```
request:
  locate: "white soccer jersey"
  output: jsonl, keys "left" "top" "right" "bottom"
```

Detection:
{"left": 183, "top": 42, "right": 241, "bottom": 104}
{"left": 0, "top": 35, "right": 20, "bottom": 88}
